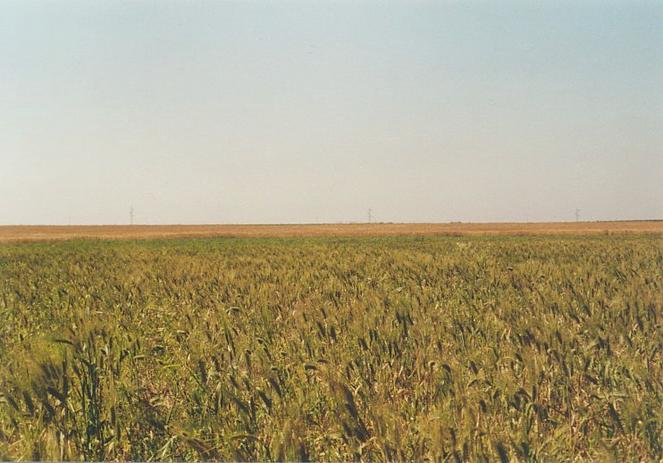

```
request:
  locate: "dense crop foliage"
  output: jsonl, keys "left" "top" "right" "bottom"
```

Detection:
{"left": 0, "top": 235, "right": 661, "bottom": 461}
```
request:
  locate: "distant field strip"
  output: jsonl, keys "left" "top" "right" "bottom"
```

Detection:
{"left": 1, "top": 221, "right": 662, "bottom": 242}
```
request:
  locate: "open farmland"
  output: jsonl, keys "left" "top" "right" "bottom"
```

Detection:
{"left": 0, "top": 234, "right": 661, "bottom": 461}
{"left": 1, "top": 220, "right": 663, "bottom": 243}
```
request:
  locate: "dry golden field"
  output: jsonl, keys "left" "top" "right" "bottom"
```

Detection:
{"left": 1, "top": 233, "right": 662, "bottom": 460}
{"left": 1, "top": 221, "right": 662, "bottom": 242}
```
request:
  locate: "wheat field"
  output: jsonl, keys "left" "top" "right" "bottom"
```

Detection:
{"left": 1, "top": 221, "right": 662, "bottom": 243}
{"left": 1, "top": 234, "right": 661, "bottom": 461}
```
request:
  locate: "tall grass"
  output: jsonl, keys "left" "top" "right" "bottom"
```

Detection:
{"left": 1, "top": 235, "right": 661, "bottom": 460}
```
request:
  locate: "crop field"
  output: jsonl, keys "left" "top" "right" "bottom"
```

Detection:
{"left": 2, "top": 220, "right": 663, "bottom": 243}
{"left": 0, "top": 234, "right": 661, "bottom": 461}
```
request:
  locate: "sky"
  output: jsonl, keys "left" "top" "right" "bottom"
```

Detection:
{"left": 1, "top": 1, "right": 661, "bottom": 225}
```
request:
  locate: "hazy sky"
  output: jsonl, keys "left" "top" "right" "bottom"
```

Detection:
{"left": 1, "top": 1, "right": 661, "bottom": 224}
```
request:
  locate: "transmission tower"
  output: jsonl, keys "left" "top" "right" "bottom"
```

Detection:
{"left": 130, "top": 206, "right": 134, "bottom": 226}
{"left": 368, "top": 208, "right": 372, "bottom": 224}
{"left": 575, "top": 208, "right": 580, "bottom": 223}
